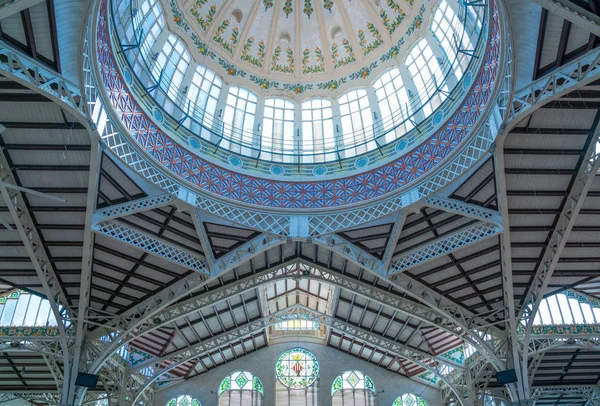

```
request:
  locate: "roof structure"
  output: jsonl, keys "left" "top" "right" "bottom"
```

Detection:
{"left": 0, "top": 0, "right": 599, "bottom": 405}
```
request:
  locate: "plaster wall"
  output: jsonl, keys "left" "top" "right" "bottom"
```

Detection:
{"left": 153, "top": 341, "right": 441, "bottom": 406}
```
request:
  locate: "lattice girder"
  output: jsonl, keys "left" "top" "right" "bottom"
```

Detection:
{"left": 423, "top": 196, "right": 502, "bottom": 227}
{"left": 125, "top": 305, "right": 467, "bottom": 405}
{"left": 92, "top": 194, "right": 174, "bottom": 224}
{"left": 92, "top": 219, "right": 209, "bottom": 273}
{"left": 389, "top": 221, "right": 502, "bottom": 275}
{"left": 508, "top": 47, "right": 600, "bottom": 126}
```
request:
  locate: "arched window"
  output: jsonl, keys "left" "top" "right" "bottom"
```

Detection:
{"left": 530, "top": 290, "right": 600, "bottom": 326}
{"left": 393, "top": 394, "right": 429, "bottom": 406}
{"left": 406, "top": 39, "right": 447, "bottom": 116}
{"left": 373, "top": 68, "right": 413, "bottom": 143}
{"left": 218, "top": 371, "right": 264, "bottom": 406}
{"left": 301, "top": 99, "right": 335, "bottom": 160}
{"left": 153, "top": 34, "right": 191, "bottom": 113}
{"left": 261, "top": 98, "right": 295, "bottom": 157}
{"left": 222, "top": 87, "right": 258, "bottom": 152}
{"left": 0, "top": 289, "right": 60, "bottom": 327}
{"left": 338, "top": 89, "right": 373, "bottom": 155}
{"left": 166, "top": 395, "right": 201, "bottom": 406}
{"left": 432, "top": 0, "right": 473, "bottom": 79}
{"left": 275, "top": 348, "right": 320, "bottom": 405}
{"left": 186, "top": 65, "right": 223, "bottom": 131}
{"left": 331, "top": 370, "right": 376, "bottom": 406}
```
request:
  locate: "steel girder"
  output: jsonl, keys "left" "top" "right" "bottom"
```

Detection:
{"left": 389, "top": 221, "right": 503, "bottom": 274}
{"left": 528, "top": 0, "right": 600, "bottom": 37}
{"left": 92, "top": 219, "right": 210, "bottom": 273}
{"left": 519, "top": 123, "right": 600, "bottom": 395}
{"left": 312, "top": 233, "right": 386, "bottom": 276}
{"left": 422, "top": 197, "right": 503, "bottom": 226}
{"left": 0, "top": 154, "right": 74, "bottom": 402}
{"left": 0, "top": 41, "right": 86, "bottom": 118}
{"left": 92, "top": 260, "right": 469, "bottom": 374}
{"left": 531, "top": 386, "right": 600, "bottom": 405}
{"left": 508, "top": 47, "right": 600, "bottom": 127}
{"left": 124, "top": 305, "right": 467, "bottom": 405}
{"left": 494, "top": 142, "right": 524, "bottom": 402}
{"left": 0, "top": 392, "right": 60, "bottom": 405}
{"left": 63, "top": 139, "right": 103, "bottom": 405}
{"left": 91, "top": 194, "right": 174, "bottom": 224}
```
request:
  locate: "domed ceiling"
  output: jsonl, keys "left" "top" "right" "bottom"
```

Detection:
{"left": 166, "top": 0, "right": 429, "bottom": 90}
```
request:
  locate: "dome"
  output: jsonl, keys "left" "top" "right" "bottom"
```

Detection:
{"left": 108, "top": 0, "right": 488, "bottom": 169}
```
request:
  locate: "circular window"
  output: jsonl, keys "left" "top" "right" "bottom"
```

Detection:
{"left": 275, "top": 348, "right": 319, "bottom": 389}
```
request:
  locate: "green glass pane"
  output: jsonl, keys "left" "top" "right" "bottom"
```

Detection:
{"left": 191, "top": 400, "right": 201, "bottom": 406}
{"left": 417, "top": 397, "right": 428, "bottom": 406}
{"left": 364, "top": 375, "right": 375, "bottom": 392}
{"left": 219, "top": 376, "right": 231, "bottom": 394}
{"left": 235, "top": 372, "right": 249, "bottom": 388}
{"left": 393, "top": 397, "right": 403, "bottom": 406}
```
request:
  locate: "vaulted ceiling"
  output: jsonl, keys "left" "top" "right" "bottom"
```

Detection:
{"left": 0, "top": 0, "right": 600, "bottom": 405}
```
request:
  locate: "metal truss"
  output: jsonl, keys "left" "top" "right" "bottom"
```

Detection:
{"left": 0, "top": 392, "right": 60, "bottom": 405}
{"left": 194, "top": 194, "right": 290, "bottom": 235}
{"left": 92, "top": 219, "right": 209, "bottom": 274}
{"left": 0, "top": 41, "right": 85, "bottom": 118}
{"left": 423, "top": 196, "right": 502, "bottom": 227}
{"left": 124, "top": 305, "right": 466, "bottom": 405}
{"left": 389, "top": 221, "right": 502, "bottom": 274}
{"left": 64, "top": 140, "right": 102, "bottom": 405}
{"left": 531, "top": 386, "right": 600, "bottom": 405}
{"left": 519, "top": 124, "right": 600, "bottom": 395}
{"left": 529, "top": 0, "right": 600, "bottom": 37}
{"left": 526, "top": 336, "right": 600, "bottom": 357}
{"left": 0, "top": 337, "right": 66, "bottom": 358}
{"left": 494, "top": 142, "right": 524, "bottom": 402}
{"left": 508, "top": 47, "right": 600, "bottom": 126}
{"left": 312, "top": 233, "right": 385, "bottom": 276}
{"left": 92, "top": 194, "right": 174, "bottom": 224}
{"left": 211, "top": 233, "right": 286, "bottom": 275}
{"left": 307, "top": 200, "right": 405, "bottom": 236}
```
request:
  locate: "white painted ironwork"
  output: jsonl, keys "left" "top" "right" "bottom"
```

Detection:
{"left": 0, "top": 392, "right": 60, "bottom": 405}
{"left": 92, "top": 194, "right": 174, "bottom": 224}
{"left": 519, "top": 124, "right": 600, "bottom": 395}
{"left": 529, "top": 0, "right": 600, "bottom": 37}
{"left": 312, "top": 234, "right": 385, "bottom": 276}
{"left": 508, "top": 47, "right": 600, "bottom": 127}
{"left": 92, "top": 219, "right": 209, "bottom": 273}
{"left": 126, "top": 305, "right": 467, "bottom": 405}
{"left": 389, "top": 221, "right": 502, "bottom": 274}
{"left": 0, "top": 41, "right": 85, "bottom": 117}
{"left": 423, "top": 196, "right": 503, "bottom": 227}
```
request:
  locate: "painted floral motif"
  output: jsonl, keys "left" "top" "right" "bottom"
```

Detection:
{"left": 283, "top": 83, "right": 314, "bottom": 94}
{"left": 250, "top": 75, "right": 279, "bottom": 89}
{"left": 190, "top": 1, "right": 216, "bottom": 31}
{"left": 170, "top": 0, "right": 190, "bottom": 31}
{"left": 218, "top": 58, "right": 247, "bottom": 77}
{"left": 302, "top": 47, "right": 325, "bottom": 74}
{"left": 304, "top": 0, "right": 314, "bottom": 17}
{"left": 406, "top": 4, "right": 426, "bottom": 36}
{"left": 323, "top": 0, "right": 333, "bottom": 12}
{"left": 349, "top": 62, "right": 377, "bottom": 80}
{"left": 331, "top": 38, "right": 356, "bottom": 69}
{"left": 317, "top": 77, "right": 346, "bottom": 91}
{"left": 271, "top": 46, "right": 295, "bottom": 73}
{"left": 263, "top": 0, "right": 274, "bottom": 10}
{"left": 241, "top": 37, "right": 267, "bottom": 68}
{"left": 380, "top": 0, "right": 407, "bottom": 34}
{"left": 283, "top": 0, "right": 293, "bottom": 17}
{"left": 191, "top": 33, "right": 216, "bottom": 58}
{"left": 358, "top": 22, "right": 384, "bottom": 56}
{"left": 212, "top": 19, "right": 239, "bottom": 54}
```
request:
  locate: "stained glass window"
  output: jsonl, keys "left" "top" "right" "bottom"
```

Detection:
{"left": 165, "top": 395, "right": 201, "bottom": 406}
{"left": 218, "top": 371, "right": 264, "bottom": 395}
{"left": 331, "top": 370, "right": 375, "bottom": 395}
{"left": 393, "top": 394, "right": 429, "bottom": 406}
{"left": 275, "top": 348, "right": 320, "bottom": 389}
